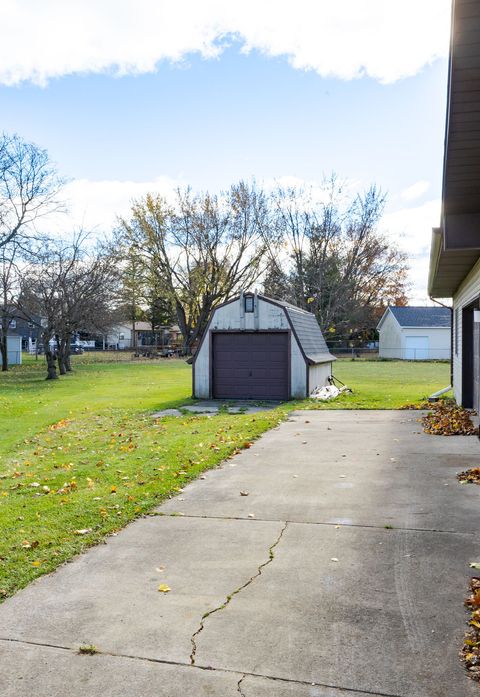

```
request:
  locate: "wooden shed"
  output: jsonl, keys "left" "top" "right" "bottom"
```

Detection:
{"left": 192, "top": 292, "right": 335, "bottom": 400}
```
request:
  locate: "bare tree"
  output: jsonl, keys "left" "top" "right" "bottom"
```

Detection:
{"left": 19, "top": 235, "right": 120, "bottom": 379}
{"left": 0, "top": 133, "right": 63, "bottom": 250}
{"left": 117, "top": 181, "right": 271, "bottom": 352}
{"left": 264, "top": 179, "right": 408, "bottom": 340}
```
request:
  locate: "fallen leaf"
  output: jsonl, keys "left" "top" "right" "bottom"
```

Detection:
{"left": 470, "top": 563, "right": 480, "bottom": 570}
{"left": 158, "top": 584, "right": 171, "bottom": 593}
{"left": 331, "top": 557, "right": 339, "bottom": 562}
{"left": 248, "top": 513, "right": 255, "bottom": 518}
{"left": 240, "top": 491, "right": 249, "bottom": 496}
{"left": 74, "top": 528, "right": 92, "bottom": 535}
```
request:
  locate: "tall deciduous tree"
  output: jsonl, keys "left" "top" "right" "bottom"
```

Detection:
{"left": 264, "top": 179, "right": 408, "bottom": 341}
{"left": 117, "top": 182, "right": 270, "bottom": 351}
{"left": 0, "top": 133, "right": 63, "bottom": 250}
{"left": 19, "top": 235, "right": 119, "bottom": 379}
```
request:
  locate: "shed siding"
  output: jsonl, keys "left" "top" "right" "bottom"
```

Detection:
{"left": 290, "top": 336, "right": 306, "bottom": 398}
{"left": 378, "top": 312, "right": 402, "bottom": 358}
{"left": 193, "top": 298, "right": 305, "bottom": 399}
{"left": 309, "top": 363, "right": 332, "bottom": 393}
{"left": 452, "top": 256, "right": 480, "bottom": 404}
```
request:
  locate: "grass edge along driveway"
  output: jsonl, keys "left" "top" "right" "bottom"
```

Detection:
{"left": 0, "top": 356, "right": 450, "bottom": 599}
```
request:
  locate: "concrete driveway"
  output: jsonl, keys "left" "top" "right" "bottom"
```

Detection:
{"left": 1, "top": 410, "right": 479, "bottom": 697}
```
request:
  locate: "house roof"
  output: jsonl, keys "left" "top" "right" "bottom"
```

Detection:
{"left": 383, "top": 306, "right": 451, "bottom": 329}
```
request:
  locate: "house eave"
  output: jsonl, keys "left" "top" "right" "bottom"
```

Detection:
{"left": 428, "top": 227, "right": 480, "bottom": 298}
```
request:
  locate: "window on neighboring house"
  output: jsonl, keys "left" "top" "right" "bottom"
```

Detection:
{"left": 119, "top": 333, "right": 125, "bottom": 340}
{"left": 244, "top": 295, "right": 254, "bottom": 313}
{"left": 8, "top": 319, "right": 16, "bottom": 329}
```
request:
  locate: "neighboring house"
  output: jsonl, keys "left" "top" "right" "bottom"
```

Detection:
{"left": 377, "top": 307, "right": 451, "bottom": 361}
{"left": 12, "top": 315, "right": 41, "bottom": 351}
{"left": 192, "top": 291, "right": 335, "bottom": 400}
{"left": 428, "top": 0, "right": 480, "bottom": 408}
{"left": 107, "top": 322, "right": 181, "bottom": 349}
{"left": 5, "top": 334, "right": 22, "bottom": 366}
{"left": 0, "top": 310, "right": 41, "bottom": 351}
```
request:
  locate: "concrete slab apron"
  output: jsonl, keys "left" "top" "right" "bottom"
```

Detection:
{"left": 0, "top": 410, "right": 479, "bottom": 697}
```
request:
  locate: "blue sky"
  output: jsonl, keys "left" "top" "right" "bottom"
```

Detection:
{"left": 0, "top": 0, "right": 452, "bottom": 300}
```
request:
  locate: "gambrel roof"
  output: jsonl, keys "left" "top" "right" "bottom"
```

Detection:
{"left": 263, "top": 296, "right": 334, "bottom": 364}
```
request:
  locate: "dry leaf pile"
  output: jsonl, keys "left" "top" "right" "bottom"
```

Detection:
{"left": 421, "top": 403, "right": 477, "bottom": 436}
{"left": 457, "top": 467, "right": 480, "bottom": 485}
{"left": 399, "top": 401, "right": 432, "bottom": 410}
{"left": 461, "top": 577, "right": 480, "bottom": 681}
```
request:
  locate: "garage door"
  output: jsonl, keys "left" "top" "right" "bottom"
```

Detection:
{"left": 405, "top": 336, "right": 429, "bottom": 360}
{"left": 212, "top": 332, "right": 289, "bottom": 400}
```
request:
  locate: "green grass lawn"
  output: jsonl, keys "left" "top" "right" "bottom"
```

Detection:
{"left": 323, "top": 358, "right": 451, "bottom": 409}
{"left": 0, "top": 354, "right": 449, "bottom": 599}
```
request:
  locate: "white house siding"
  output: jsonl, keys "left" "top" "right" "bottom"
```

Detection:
{"left": 452, "top": 256, "right": 480, "bottom": 404}
{"left": 378, "top": 313, "right": 402, "bottom": 358}
{"left": 194, "top": 298, "right": 307, "bottom": 399}
{"left": 401, "top": 328, "right": 451, "bottom": 360}
{"left": 6, "top": 335, "right": 22, "bottom": 365}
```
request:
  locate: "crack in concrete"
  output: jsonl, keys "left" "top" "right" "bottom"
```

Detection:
{"left": 156, "top": 512, "right": 471, "bottom": 536}
{"left": 237, "top": 673, "right": 247, "bottom": 696}
{"left": 0, "top": 636, "right": 405, "bottom": 697}
{"left": 189, "top": 521, "right": 289, "bottom": 665}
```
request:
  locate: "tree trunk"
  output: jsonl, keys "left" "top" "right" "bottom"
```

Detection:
{"left": 45, "top": 349, "right": 58, "bottom": 379}
{"left": 56, "top": 334, "right": 67, "bottom": 375}
{"left": 0, "top": 331, "right": 8, "bottom": 372}
{"left": 43, "top": 330, "right": 58, "bottom": 380}
{"left": 64, "top": 335, "right": 72, "bottom": 372}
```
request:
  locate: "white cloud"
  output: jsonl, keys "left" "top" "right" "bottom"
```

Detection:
{"left": 382, "top": 198, "right": 441, "bottom": 303}
{"left": 400, "top": 180, "right": 431, "bottom": 202}
{"left": 44, "top": 175, "right": 182, "bottom": 236}
{"left": 0, "top": 0, "right": 450, "bottom": 86}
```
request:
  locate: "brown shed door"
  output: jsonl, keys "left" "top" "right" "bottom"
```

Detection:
{"left": 212, "top": 332, "right": 289, "bottom": 400}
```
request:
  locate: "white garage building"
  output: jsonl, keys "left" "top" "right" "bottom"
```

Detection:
{"left": 377, "top": 306, "right": 451, "bottom": 361}
{"left": 192, "top": 292, "right": 335, "bottom": 400}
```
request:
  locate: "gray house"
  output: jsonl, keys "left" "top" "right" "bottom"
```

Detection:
{"left": 377, "top": 307, "right": 451, "bottom": 360}
{"left": 192, "top": 292, "right": 335, "bottom": 400}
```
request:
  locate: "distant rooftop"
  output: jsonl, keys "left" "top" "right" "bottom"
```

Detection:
{"left": 388, "top": 306, "right": 451, "bottom": 328}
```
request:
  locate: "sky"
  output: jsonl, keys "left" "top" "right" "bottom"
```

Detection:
{"left": 0, "top": 0, "right": 452, "bottom": 302}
